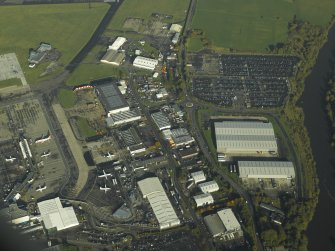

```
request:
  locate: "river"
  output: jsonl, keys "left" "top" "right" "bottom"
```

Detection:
{"left": 302, "top": 23, "right": 335, "bottom": 251}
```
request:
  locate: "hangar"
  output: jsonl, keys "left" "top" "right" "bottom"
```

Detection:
{"left": 95, "top": 81, "right": 129, "bottom": 116}
{"left": 214, "top": 121, "right": 278, "bottom": 156}
{"left": 133, "top": 56, "right": 158, "bottom": 71}
{"left": 138, "top": 177, "right": 180, "bottom": 230}
{"left": 37, "top": 197, "right": 79, "bottom": 231}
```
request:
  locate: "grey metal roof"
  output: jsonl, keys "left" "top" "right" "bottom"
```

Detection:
{"left": 96, "top": 82, "right": 128, "bottom": 112}
{"left": 204, "top": 214, "right": 226, "bottom": 237}
{"left": 238, "top": 161, "right": 295, "bottom": 179}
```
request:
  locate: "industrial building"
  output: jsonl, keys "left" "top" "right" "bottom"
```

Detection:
{"left": 238, "top": 161, "right": 295, "bottom": 180}
{"left": 151, "top": 111, "right": 171, "bottom": 130}
{"left": 193, "top": 193, "right": 214, "bottom": 207}
{"left": 191, "top": 170, "right": 206, "bottom": 184}
{"left": 198, "top": 180, "right": 219, "bottom": 193}
{"left": 172, "top": 32, "right": 180, "bottom": 44}
{"left": 138, "top": 177, "right": 180, "bottom": 230}
{"left": 170, "top": 128, "right": 195, "bottom": 147}
{"left": 214, "top": 121, "right": 278, "bottom": 156}
{"left": 95, "top": 81, "right": 129, "bottom": 116}
{"left": 100, "top": 50, "right": 125, "bottom": 66}
{"left": 108, "top": 37, "right": 127, "bottom": 51}
{"left": 133, "top": 56, "right": 158, "bottom": 71}
{"left": 169, "top": 24, "right": 182, "bottom": 33}
{"left": 105, "top": 109, "right": 141, "bottom": 127}
{"left": 118, "top": 127, "right": 146, "bottom": 155}
{"left": 37, "top": 197, "right": 79, "bottom": 231}
{"left": 204, "top": 208, "right": 243, "bottom": 240}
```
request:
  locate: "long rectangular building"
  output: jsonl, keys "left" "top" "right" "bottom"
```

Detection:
{"left": 138, "top": 177, "right": 180, "bottom": 230}
{"left": 238, "top": 161, "right": 295, "bottom": 179}
{"left": 215, "top": 121, "right": 278, "bottom": 156}
{"left": 106, "top": 109, "right": 141, "bottom": 127}
{"left": 133, "top": 56, "right": 158, "bottom": 71}
{"left": 151, "top": 111, "right": 171, "bottom": 130}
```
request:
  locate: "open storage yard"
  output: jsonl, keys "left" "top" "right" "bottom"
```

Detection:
{"left": 0, "top": 3, "right": 109, "bottom": 83}
{"left": 190, "top": 54, "right": 299, "bottom": 107}
{"left": 191, "top": 0, "right": 335, "bottom": 51}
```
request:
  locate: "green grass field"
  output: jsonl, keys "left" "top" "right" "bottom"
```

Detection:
{"left": 108, "top": 0, "right": 190, "bottom": 29}
{"left": 0, "top": 78, "right": 22, "bottom": 89}
{"left": 58, "top": 88, "right": 77, "bottom": 108}
{"left": 192, "top": 0, "right": 335, "bottom": 51}
{"left": 0, "top": 3, "right": 109, "bottom": 84}
{"left": 77, "top": 117, "right": 96, "bottom": 138}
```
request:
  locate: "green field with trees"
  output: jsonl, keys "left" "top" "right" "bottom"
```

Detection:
{"left": 107, "top": 0, "right": 189, "bottom": 30}
{"left": 191, "top": 0, "right": 335, "bottom": 51}
{"left": 0, "top": 3, "right": 109, "bottom": 84}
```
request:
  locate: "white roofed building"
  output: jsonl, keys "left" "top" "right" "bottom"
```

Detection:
{"left": 138, "top": 177, "right": 180, "bottom": 230}
{"left": 37, "top": 197, "right": 79, "bottom": 231}
{"left": 215, "top": 121, "right": 278, "bottom": 156}
{"left": 238, "top": 161, "right": 295, "bottom": 179}
{"left": 204, "top": 208, "right": 243, "bottom": 240}
{"left": 170, "top": 24, "right": 183, "bottom": 33}
{"left": 198, "top": 180, "right": 219, "bottom": 193}
{"left": 191, "top": 170, "right": 206, "bottom": 184}
{"left": 133, "top": 56, "right": 158, "bottom": 71}
{"left": 105, "top": 109, "right": 141, "bottom": 127}
{"left": 193, "top": 193, "right": 214, "bottom": 207}
{"left": 108, "top": 37, "right": 126, "bottom": 51}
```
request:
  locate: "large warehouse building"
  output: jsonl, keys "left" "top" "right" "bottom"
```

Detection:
{"left": 95, "top": 81, "right": 129, "bottom": 116}
{"left": 204, "top": 208, "right": 243, "bottom": 240}
{"left": 151, "top": 111, "right": 171, "bottom": 130}
{"left": 193, "top": 193, "right": 214, "bottom": 207}
{"left": 138, "top": 177, "right": 180, "bottom": 230}
{"left": 214, "top": 121, "right": 278, "bottom": 156}
{"left": 133, "top": 56, "right": 158, "bottom": 71}
{"left": 238, "top": 161, "right": 295, "bottom": 180}
{"left": 37, "top": 197, "right": 79, "bottom": 231}
{"left": 105, "top": 109, "right": 141, "bottom": 127}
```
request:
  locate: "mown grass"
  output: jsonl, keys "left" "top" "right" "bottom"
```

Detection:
{"left": 0, "top": 78, "right": 22, "bottom": 88}
{"left": 58, "top": 88, "right": 77, "bottom": 108}
{"left": 77, "top": 117, "right": 96, "bottom": 138}
{"left": 0, "top": 3, "right": 109, "bottom": 84}
{"left": 192, "top": 0, "right": 335, "bottom": 51}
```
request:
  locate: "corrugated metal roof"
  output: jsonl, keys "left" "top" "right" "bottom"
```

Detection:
{"left": 238, "top": 161, "right": 295, "bottom": 179}
{"left": 198, "top": 180, "right": 219, "bottom": 193}
{"left": 96, "top": 82, "right": 129, "bottom": 112}
{"left": 138, "top": 177, "right": 180, "bottom": 229}
{"left": 191, "top": 171, "right": 206, "bottom": 184}
{"left": 193, "top": 193, "right": 214, "bottom": 207}
{"left": 217, "top": 208, "right": 241, "bottom": 232}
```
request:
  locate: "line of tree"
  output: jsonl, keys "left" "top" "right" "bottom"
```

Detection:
{"left": 325, "top": 64, "right": 335, "bottom": 148}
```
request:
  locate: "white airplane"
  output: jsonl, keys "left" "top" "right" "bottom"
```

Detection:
{"left": 36, "top": 184, "right": 47, "bottom": 192}
{"left": 5, "top": 156, "right": 16, "bottom": 163}
{"left": 41, "top": 150, "right": 51, "bottom": 158}
{"left": 103, "top": 152, "right": 115, "bottom": 159}
{"left": 98, "top": 169, "right": 112, "bottom": 180}
{"left": 35, "top": 132, "right": 51, "bottom": 144}
{"left": 100, "top": 184, "right": 111, "bottom": 193}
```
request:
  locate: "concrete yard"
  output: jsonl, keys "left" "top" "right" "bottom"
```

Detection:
{"left": 53, "top": 104, "right": 91, "bottom": 196}
{"left": 0, "top": 53, "right": 27, "bottom": 86}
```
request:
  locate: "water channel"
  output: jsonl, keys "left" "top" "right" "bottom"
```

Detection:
{"left": 302, "top": 23, "right": 335, "bottom": 251}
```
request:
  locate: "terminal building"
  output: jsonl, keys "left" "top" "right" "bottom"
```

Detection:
{"left": 151, "top": 111, "right": 171, "bottom": 131}
{"left": 37, "top": 197, "right": 79, "bottom": 231}
{"left": 95, "top": 80, "right": 129, "bottom": 116}
{"left": 193, "top": 193, "right": 214, "bottom": 207}
{"left": 214, "top": 121, "right": 278, "bottom": 156}
{"left": 198, "top": 180, "right": 219, "bottom": 193}
{"left": 105, "top": 109, "right": 141, "bottom": 127}
{"left": 138, "top": 177, "right": 180, "bottom": 230}
{"left": 238, "top": 161, "right": 295, "bottom": 186}
{"left": 133, "top": 56, "right": 159, "bottom": 71}
{"left": 204, "top": 208, "right": 243, "bottom": 240}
